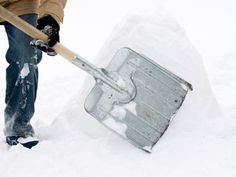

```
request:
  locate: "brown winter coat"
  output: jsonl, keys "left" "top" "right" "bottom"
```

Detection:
{"left": 0, "top": 0, "right": 67, "bottom": 24}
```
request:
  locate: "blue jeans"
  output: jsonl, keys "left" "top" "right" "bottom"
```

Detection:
{"left": 3, "top": 14, "right": 42, "bottom": 137}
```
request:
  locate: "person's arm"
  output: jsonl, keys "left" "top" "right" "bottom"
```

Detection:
{"left": 30, "top": 0, "right": 67, "bottom": 56}
{"left": 38, "top": 0, "right": 67, "bottom": 24}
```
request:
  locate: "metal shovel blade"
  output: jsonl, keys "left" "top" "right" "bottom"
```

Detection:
{"left": 84, "top": 47, "right": 192, "bottom": 153}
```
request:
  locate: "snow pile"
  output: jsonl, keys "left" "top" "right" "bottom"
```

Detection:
{"left": 0, "top": 9, "right": 235, "bottom": 177}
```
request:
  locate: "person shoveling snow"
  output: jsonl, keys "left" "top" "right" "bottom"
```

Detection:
{"left": 0, "top": 0, "right": 67, "bottom": 148}
{"left": 0, "top": 2, "right": 192, "bottom": 152}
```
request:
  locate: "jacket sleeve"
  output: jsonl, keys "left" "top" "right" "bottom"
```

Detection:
{"left": 38, "top": 0, "right": 67, "bottom": 24}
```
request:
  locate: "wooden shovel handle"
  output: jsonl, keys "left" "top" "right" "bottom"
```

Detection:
{"left": 0, "top": 5, "right": 77, "bottom": 61}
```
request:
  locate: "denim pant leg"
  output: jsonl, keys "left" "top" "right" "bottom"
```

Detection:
{"left": 3, "top": 14, "right": 42, "bottom": 137}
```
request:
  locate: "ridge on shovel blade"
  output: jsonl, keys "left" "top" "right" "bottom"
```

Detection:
{"left": 84, "top": 47, "right": 192, "bottom": 153}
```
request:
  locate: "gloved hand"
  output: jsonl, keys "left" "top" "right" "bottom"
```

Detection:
{"left": 30, "top": 15, "right": 60, "bottom": 56}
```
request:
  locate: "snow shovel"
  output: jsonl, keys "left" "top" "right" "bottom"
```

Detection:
{"left": 0, "top": 6, "right": 193, "bottom": 153}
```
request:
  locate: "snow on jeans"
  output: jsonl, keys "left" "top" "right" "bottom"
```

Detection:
{"left": 3, "top": 14, "right": 42, "bottom": 137}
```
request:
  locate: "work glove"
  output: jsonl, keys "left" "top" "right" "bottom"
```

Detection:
{"left": 30, "top": 15, "right": 60, "bottom": 56}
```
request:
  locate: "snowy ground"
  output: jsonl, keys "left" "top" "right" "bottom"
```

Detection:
{"left": 0, "top": 0, "right": 236, "bottom": 177}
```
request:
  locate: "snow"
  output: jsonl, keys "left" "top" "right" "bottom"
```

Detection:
{"left": 19, "top": 63, "right": 30, "bottom": 79}
{"left": 17, "top": 136, "right": 38, "bottom": 144}
{"left": 109, "top": 105, "right": 127, "bottom": 120}
{"left": 102, "top": 101, "right": 137, "bottom": 137}
{"left": 103, "top": 117, "right": 127, "bottom": 137}
{"left": 117, "top": 76, "right": 127, "bottom": 89}
{"left": 123, "top": 102, "right": 137, "bottom": 116}
{"left": 0, "top": 0, "right": 236, "bottom": 177}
